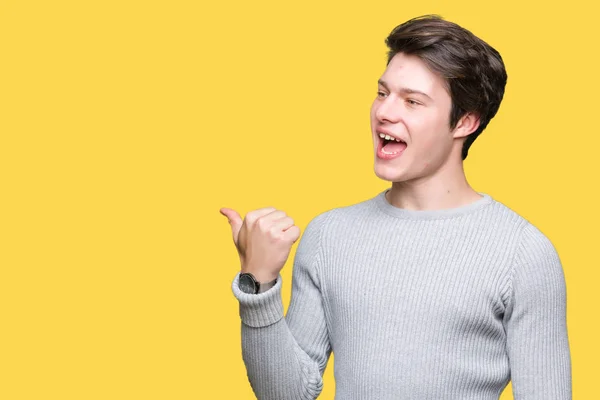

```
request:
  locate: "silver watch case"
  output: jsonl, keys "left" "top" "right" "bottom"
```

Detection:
{"left": 239, "top": 272, "right": 277, "bottom": 294}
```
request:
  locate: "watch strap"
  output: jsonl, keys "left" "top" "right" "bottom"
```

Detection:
{"left": 257, "top": 277, "right": 277, "bottom": 293}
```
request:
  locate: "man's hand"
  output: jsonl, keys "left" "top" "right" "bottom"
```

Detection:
{"left": 220, "top": 207, "right": 301, "bottom": 283}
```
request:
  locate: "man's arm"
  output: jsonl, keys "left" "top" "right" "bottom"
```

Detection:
{"left": 503, "top": 223, "right": 572, "bottom": 399}
{"left": 232, "top": 212, "right": 332, "bottom": 399}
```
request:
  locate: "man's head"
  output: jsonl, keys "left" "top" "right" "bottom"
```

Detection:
{"left": 371, "top": 15, "right": 507, "bottom": 183}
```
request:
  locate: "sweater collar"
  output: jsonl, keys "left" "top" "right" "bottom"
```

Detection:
{"left": 375, "top": 188, "right": 494, "bottom": 220}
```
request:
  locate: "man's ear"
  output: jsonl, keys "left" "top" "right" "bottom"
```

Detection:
{"left": 452, "top": 112, "right": 480, "bottom": 139}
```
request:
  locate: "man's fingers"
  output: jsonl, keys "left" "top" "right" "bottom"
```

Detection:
{"left": 220, "top": 206, "right": 279, "bottom": 245}
{"left": 255, "top": 210, "right": 287, "bottom": 228}
{"left": 245, "top": 207, "right": 277, "bottom": 226}
{"left": 272, "top": 216, "right": 295, "bottom": 232}
{"left": 282, "top": 225, "right": 301, "bottom": 243}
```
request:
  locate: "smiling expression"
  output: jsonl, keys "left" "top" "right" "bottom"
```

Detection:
{"left": 371, "top": 52, "right": 470, "bottom": 183}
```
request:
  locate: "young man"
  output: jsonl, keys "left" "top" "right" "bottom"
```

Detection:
{"left": 220, "top": 15, "right": 572, "bottom": 400}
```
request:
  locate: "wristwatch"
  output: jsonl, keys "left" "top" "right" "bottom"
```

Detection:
{"left": 239, "top": 272, "right": 277, "bottom": 294}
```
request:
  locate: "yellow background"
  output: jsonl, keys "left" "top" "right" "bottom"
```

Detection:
{"left": 1, "top": 0, "right": 597, "bottom": 398}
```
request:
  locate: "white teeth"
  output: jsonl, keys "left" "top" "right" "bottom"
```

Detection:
{"left": 378, "top": 133, "right": 402, "bottom": 142}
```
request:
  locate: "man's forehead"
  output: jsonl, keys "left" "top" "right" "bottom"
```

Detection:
{"left": 379, "top": 54, "right": 445, "bottom": 97}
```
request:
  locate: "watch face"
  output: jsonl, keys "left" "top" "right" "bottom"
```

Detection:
{"left": 239, "top": 274, "right": 257, "bottom": 294}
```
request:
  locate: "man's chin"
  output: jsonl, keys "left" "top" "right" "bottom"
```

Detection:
{"left": 374, "top": 165, "right": 404, "bottom": 182}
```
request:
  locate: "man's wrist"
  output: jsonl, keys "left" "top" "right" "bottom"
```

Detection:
{"left": 232, "top": 274, "right": 284, "bottom": 327}
{"left": 241, "top": 265, "right": 278, "bottom": 283}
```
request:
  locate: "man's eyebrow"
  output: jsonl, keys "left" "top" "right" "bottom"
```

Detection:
{"left": 378, "top": 79, "right": 433, "bottom": 101}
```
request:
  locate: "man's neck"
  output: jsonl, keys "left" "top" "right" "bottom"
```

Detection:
{"left": 386, "top": 162, "right": 481, "bottom": 211}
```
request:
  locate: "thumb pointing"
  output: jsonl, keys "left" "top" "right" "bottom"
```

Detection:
{"left": 219, "top": 207, "right": 243, "bottom": 245}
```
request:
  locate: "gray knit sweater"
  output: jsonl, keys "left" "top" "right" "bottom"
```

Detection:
{"left": 231, "top": 189, "right": 572, "bottom": 399}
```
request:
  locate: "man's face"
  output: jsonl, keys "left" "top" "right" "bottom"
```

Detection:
{"left": 371, "top": 52, "right": 460, "bottom": 184}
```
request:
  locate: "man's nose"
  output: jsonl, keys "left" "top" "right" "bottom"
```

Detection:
{"left": 375, "top": 97, "right": 401, "bottom": 123}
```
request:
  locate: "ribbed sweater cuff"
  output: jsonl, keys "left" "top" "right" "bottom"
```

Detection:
{"left": 231, "top": 272, "right": 284, "bottom": 328}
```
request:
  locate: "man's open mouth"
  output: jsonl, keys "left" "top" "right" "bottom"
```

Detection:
{"left": 378, "top": 133, "right": 407, "bottom": 154}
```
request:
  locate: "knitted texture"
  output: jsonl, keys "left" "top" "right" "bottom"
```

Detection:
{"left": 231, "top": 189, "right": 572, "bottom": 399}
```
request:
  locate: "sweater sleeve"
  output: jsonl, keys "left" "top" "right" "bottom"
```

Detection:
{"left": 503, "top": 223, "right": 572, "bottom": 399}
{"left": 231, "top": 212, "right": 333, "bottom": 400}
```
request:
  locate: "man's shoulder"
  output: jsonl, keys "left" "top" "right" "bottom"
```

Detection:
{"left": 486, "top": 195, "right": 535, "bottom": 229}
{"left": 487, "top": 196, "right": 560, "bottom": 261}
{"left": 304, "top": 192, "right": 380, "bottom": 227}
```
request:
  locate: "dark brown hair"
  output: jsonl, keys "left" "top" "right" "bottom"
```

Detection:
{"left": 385, "top": 15, "right": 507, "bottom": 160}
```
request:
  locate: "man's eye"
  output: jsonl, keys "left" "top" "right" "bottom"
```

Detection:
{"left": 377, "top": 91, "right": 387, "bottom": 98}
{"left": 406, "top": 99, "right": 420, "bottom": 106}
